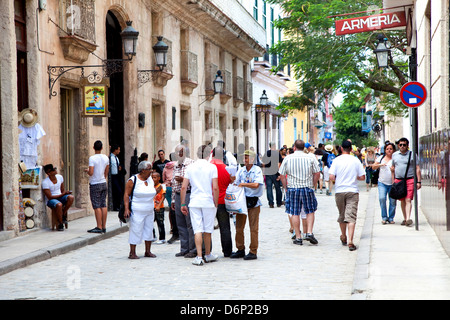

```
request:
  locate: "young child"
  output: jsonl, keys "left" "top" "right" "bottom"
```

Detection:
{"left": 152, "top": 172, "right": 166, "bottom": 244}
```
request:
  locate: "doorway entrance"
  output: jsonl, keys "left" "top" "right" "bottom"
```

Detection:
{"left": 60, "top": 88, "right": 75, "bottom": 194}
{"left": 106, "top": 11, "right": 125, "bottom": 166}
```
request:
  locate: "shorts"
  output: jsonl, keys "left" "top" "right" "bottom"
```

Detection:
{"left": 189, "top": 207, "right": 216, "bottom": 234}
{"left": 394, "top": 178, "right": 415, "bottom": 200}
{"left": 47, "top": 194, "right": 70, "bottom": 208}
{"left": 89, "top": 182, "right": 107, "bottom": 209}
{"left": 323, "top": 166, "right": 330, "bottom": 181}
{"left": 335, "top": 192, "right": 359, "bottom": 224}
{"left": 285, "top": 188, "right": 317, "bottom": 215}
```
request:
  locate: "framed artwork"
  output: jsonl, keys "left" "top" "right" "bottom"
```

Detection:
{"left": 82, "top": 84, "right": 108, "bottom": 116}
{"left": 20, "top": 166, "right": 42, "bottom": 189}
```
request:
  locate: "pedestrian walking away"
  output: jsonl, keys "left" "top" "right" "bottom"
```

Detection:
{"left": 262, "top": 142, "right": 283, "bottom": 208}
{"left": 230, "top": 149, "right": 264, "bottom": 260}
{"left": 181, "top": 144, "right": 219, "bottom": 266}
{"left": 372, "top": 142, "right": 397, "bottom": 224}
{"left": 85, "top": 140, "right": 109, "bottom": 234}
{"left": 391, "top": 137, "right": 421, "bottom": 227}
{"left": 329, "top": 140, "right": 365, "bottom": 251}
{"left": 124, "top": 161, "right": 162, "bottom": 259}
{"left": 171, "top": 144, "right": 196, "bottom": 258}
{"left": 279, "top": 140, "right": 321, "bottom": 246}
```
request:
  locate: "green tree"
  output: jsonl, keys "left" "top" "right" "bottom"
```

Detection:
{"left": 267, "top": 0, "right": 409, "bottom": 117}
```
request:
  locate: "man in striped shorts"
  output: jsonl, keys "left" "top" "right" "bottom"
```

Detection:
{"left": 279, "top": 140, "right": 321, "bottom": 245}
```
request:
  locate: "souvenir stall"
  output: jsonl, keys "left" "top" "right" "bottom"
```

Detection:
{"left": 18, "top": 109, "right": 45, "bottom": 231}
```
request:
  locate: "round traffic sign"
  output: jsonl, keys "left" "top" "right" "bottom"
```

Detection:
{"left": 399, "top": 81, "right": 427, "bottom": 108}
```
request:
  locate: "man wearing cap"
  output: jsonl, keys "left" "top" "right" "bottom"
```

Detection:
{"left": 279, "top": 140, "right": 321, "bottom": 245}
{"left": 230, "top": 149, "right": 264, "bottom": 260}
{"left": 42, "top": 164, "right": 74, "bottom": 231}
{"left": 329, "top": 140, "right": 366, "bottom": 251}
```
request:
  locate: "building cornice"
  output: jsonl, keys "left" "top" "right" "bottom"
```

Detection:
{"left": 152, "top": 0, "right": 266, "bottom": 60}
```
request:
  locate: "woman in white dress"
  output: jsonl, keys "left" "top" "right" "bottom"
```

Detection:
{"left": 124, "top": 161, "right": 162, "bottom": 259}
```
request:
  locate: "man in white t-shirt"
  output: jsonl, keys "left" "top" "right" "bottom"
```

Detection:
{"left": 181, "top": 145, "right": 219, "bottom": 266}
{"left": 85, "top": 140, "right": 110, "bottom": 233}
{"left": 42, "top": 164, "right": 74, "bottom": 231}
{"left": 329, "top": 140, "right": 365, "bottom": 251}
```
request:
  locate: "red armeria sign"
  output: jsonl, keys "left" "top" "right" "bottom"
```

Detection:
{"left": 335, "top": 11, "right": 407, "bottom": 36}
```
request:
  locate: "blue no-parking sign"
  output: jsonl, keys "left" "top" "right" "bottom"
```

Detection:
{"left": 399, "top": 81, "right": 427, "bottom": 108}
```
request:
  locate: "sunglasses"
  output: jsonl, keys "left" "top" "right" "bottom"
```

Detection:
{"left": 399, "top": 143, "right": 408, "bottom": 147}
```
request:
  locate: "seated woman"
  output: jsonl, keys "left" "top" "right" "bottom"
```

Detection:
{"left": 42, "top": 164, "right": 74, "bottom": 231}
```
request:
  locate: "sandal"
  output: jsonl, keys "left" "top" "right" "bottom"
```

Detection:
{"left": 128, "top": 254, "right": 139, "bottom": 259}
{"left": 348, "top": 243, "right": 357, "bottom": 251}
{"left": 145, "top": 252, "right": 156, "bottom": 258}
{"left": 340, "top": 235, "right": 347, "bottom": 245}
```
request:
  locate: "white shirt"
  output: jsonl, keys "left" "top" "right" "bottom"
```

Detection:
{"left": 88, "top": 154, "right": 109, "bottom": 185}
{"left": 42, "top": 174, "right": 64, "bottom": 201}
{"left": 110, "top": 153, "right": 120, "bottom": 175}
{"left": 184, "top": 159, "right": 218, "bottom": 208}
{"left": 329, "top": 154, "right": 365, "bottom": 193}
{"left": 128, "top": 175, "right": 156, "bottom": 212}
{"left": 376, "top": 155, "right": 394, "bottom": 185}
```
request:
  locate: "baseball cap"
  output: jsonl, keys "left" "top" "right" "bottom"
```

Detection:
{"left": 305, "top": 142, "right": 311, "bottom": 149}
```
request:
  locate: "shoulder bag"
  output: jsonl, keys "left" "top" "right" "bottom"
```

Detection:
{"left": 389, "top": 151, "right": 412, "bottom": 200}
{"left": 118, "top": 175, "right": 137, "bottom": 224}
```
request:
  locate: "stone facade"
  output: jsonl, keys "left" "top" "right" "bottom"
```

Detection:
{"left": 1, "top": 0, "right": 265, "bottom": 236}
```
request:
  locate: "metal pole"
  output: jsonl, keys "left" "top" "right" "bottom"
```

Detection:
{"left": 410, "top": 48, "right": 419, "bottom": 230}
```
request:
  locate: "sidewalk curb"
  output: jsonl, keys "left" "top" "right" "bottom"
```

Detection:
{"left": 351, "top": 189, "right": 375, "bottom": 300}
{"left": 0, "top": 224, "right": 128, "bottom": 276}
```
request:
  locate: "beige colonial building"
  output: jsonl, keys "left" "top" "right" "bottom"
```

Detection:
{"left": 1, "top": 0, "right": 265, "bottom": 236}
{"left": 384, "top": 0, "right": 450, "bottom": 254}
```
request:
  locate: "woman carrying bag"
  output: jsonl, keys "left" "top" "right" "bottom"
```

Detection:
{"left": 372, "top": 143, "right": 397, "bottom": 224}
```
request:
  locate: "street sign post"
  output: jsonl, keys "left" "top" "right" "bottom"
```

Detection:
{"left": 400, "top": 81, "right": 426, "bottom": 231}
{"left": 399, "top": 81, "right": 427, "bottom": 108}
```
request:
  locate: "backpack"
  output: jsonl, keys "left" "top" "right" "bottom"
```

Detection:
{"left": 327, "top": 152, "right": 336, "bottom": 168}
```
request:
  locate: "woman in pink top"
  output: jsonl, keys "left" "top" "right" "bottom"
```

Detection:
{"left": 162, "top": 154, "right": 177, "bottom": 240}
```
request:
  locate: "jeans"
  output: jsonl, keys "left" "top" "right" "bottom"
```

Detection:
{"left": 378, "top": 182, "right": 397, "bottom": 222}
{"left": 265, "top": 174, "right": 282, "bottom": 206}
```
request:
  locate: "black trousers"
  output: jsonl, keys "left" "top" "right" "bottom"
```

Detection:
{"left": 111, "top": 174, "right": 123, "bottom": 211}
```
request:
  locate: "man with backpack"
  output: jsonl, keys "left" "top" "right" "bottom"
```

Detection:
{"left": 322, "top": 144, "right": 336, "bottom": 196}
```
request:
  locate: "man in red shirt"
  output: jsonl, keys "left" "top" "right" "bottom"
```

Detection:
{"left": 210, "top": 146, "right": 233, "bottom": 257}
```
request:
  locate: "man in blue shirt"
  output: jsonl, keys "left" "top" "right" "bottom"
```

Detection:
{"left": 230, "top": 150, "right": 264, "bottom": 260}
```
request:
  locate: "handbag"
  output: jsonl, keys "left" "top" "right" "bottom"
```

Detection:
{"left": 246, "top": 196, "right": 259, "bottom": 209}
{"left": 224, "top": 184, "right": 248, "bottom": 215}
{"left": 118, "top": 175, "right": 137, "bottom": 224}
{"left": 389, "top": 152, "right": 411, "bottom": 200}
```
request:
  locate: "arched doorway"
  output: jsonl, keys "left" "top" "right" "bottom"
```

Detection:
{"left": 106, "top": 11, "right": 125, "bottom": 209}
{"left": 106, "top": 11, "right": 125, "bottom": 162}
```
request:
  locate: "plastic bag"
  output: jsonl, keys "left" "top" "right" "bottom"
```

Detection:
{"left": 225, "top": 184, "right": 247, "bottom": 215}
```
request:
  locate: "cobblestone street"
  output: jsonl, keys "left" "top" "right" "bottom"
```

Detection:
{"left": 0, "top": 189, "right": 367, "bottom": 300}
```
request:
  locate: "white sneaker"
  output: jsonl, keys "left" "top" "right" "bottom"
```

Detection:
{"left": 192, "top": 256, "right": 204, "bottom": 266}
{"left": 204, "top": 253, "right": 218, "bottom": 263}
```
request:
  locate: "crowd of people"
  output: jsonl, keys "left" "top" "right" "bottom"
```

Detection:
{"left": 41, "top": 137, "right": 419, "bottom": 264}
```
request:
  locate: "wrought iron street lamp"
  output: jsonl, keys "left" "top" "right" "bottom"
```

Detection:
{"left": 373, "top": 34, "right": 390, "bottom": 68}
{"left": 213, "top": 70, "right": 224, "bottom": 94}
{"left": 137, "top": 36, "right": 170, "bottom": 87}
{"left": 48, "top": 21, "right": 141, "bottom": 99}
{"left": 121, "top": 21, "right": 139, "bottom": 59}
